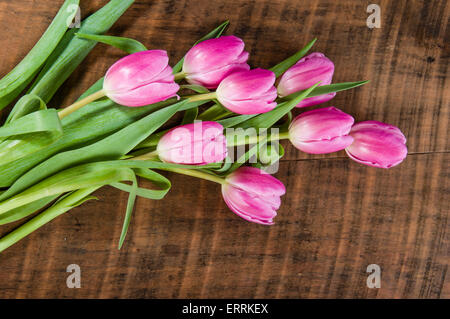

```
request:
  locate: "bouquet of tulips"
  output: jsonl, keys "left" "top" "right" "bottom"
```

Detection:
{"left": 0, "top": 0, "right": 407, "bottom": 252}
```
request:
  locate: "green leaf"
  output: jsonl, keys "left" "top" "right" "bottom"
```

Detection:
{"left": 197, "top": 103, "right": 232, "bottom": 121}
{"left": 270, "top": 38, "right": 317, "bottom": 77}
{"left": 0, "top": 164, "right": 136, "bottom": 215}
{"left": 118, "top": 172, "right": 137, "bottom": 249}
{"left": 0, "top": 100, "right": 187, "bottom": 200}
{"left": 181, "top": 107, "right": 199, "bottom": 125}
{"left": 281, "top": 80, "right": 370, "bottom": 101}
{"left": 111, "top": 168, "right": 172, "bottom": 200}
{"left": 0, "top": 159, "right": 209, "bottom": 215}
{"left": 75, "top": 33, "right": 147, "bottom": 54}
{"left": 178, "top": 85, "right": 209, "bottom": 124}
{"left": 78, "top": 77, "right": 104, "bottom": 100}
{"left": 237, "top": 82, "right": 320, "bottom": 129}
{"left": 172, "top": 20, "right": 229, "bottom": 73}
{"left": 0, "top": 108, "right": 63, "bottom": 166}
{"left": 218, "top": 114, "right": 256, "bottom": 128}
{"left": 179, "top": 84, "right": 210, "bottom": 94}
{"left": 255, "top": 143, "right": 285, "bottom": 168}
{"left": 5, "top": 94, "right": 47, "bottom": 124}
{"left": 0, "top": 187, "right": 100, "bottom": 253}
{"left": 28, "top": 0, "right": 135, "bottom": 103}
{"left": 0, "top": 195, "right": 59, "bottom": 225}
{"left": 226, "top": 142, "right": 262, "bottom": 174}
{"left": 0, "top": 0, "right": 80, "bottom": 110}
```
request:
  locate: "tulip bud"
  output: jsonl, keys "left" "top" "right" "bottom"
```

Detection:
{"left": 288, "top": 106, "right": 354, "bottom": 154}
{"left": 103, "top": 50, "right": 179, "bottom": 107}
{"left": 216, "top": 68, "right": 278, "bottom": 115}
{"left": 222, "top": 167, "right": 285, "bottom": 225}
{"left": 278, "top": 52, "right": 335, "bottom": 108}
{"left": 182, "top": 35, "right": 250, "bottom": 89}
{"left": 157, "top": 121, "right": 227, "bottom": 165}
{"left": 345, "top": 121, "right": 407, "bottom": 168}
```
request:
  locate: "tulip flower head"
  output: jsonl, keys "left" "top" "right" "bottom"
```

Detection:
{"left": 278, "top": 52, "right": 335, "bottom": 108}
{"left": 182, "top": 35, "right": 250, "bottom": 89}
{"left": 222, "top": 167, "right": 286, "bottom": 225}
{"left": 216, "top": 68, "right": 278, "bottom": 115}
{"left": 345, "top": 121, "right": 407, "bottom": 168}
{"left": 157, "top": 121, "right": 227, "bottom": 165}
{"left": 103, "top": 50, "right": 179, "bottom": 107}
{"left": 288, "top": 106, "right": 354, "bottom": 154}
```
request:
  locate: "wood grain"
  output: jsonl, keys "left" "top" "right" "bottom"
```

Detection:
{"left": 0, "top": 0, "right": 448, "bottom": 298}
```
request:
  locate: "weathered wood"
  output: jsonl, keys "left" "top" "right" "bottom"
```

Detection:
{"left": 0, "top": 0, "right": 448, "bottom": 298}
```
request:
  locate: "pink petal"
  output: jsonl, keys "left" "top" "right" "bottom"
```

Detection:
{"left": 217, "top": 68, "right": 276, "bottom": 100}
{"left": 183, "top": 35, "right": 248, "bottom": 74}
{"left": 186, "top": 62, "right": 250, "bottom": 89}
{"left": 295, "top": 92, "right": 336, "bottom": 108}
{"left": 292, "top": 135, "right": 354, "bottom": 154}
{"left": 346, "top": 121, "right": 408, "bottom": 168}
{"left": 104, "top": 50, "right": 170, "bottom": 93}
{"left": 107, "top": 82, "right": 179, "bottom": 107}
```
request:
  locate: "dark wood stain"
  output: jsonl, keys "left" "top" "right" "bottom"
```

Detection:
{"left": 0, "top": 0, "right": 448, "bottom": 298}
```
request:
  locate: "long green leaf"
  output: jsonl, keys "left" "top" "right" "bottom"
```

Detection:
{"left": 0, "top": 101, "right": 186, "bottom": 200}
{"left": 75, "top": 33, "right": 147, "bottom": 54}
{"left": 0, "top": 187, "right": 100, "bottom": 253}
{"left": 0, "top": 159, "right": 209, "bottom": 215}
{"left": 0, "top": 164, "right": 135, "bottom": 215}
{"left": 237, "top": 83, "right": 320, "bottom": 129}
{"left": 28, "top": 0, "right": 135, "bottom": 102}
{"left": 0, "top": 0, "right": 79, "bottom": 110}
{"left": 270, "top": 38, "right": 317, "bottom": 77}
{"left": 0, "top": 109, "right": 63, "bottom": 166}
{"left": 281, "top": 80, "right": 370, "bottom": 101}
{"left": 118, "top": 172, "right": 137, "bottom": 249}
{"left": 0, "top": 195, "right": 59, "bottom": 225}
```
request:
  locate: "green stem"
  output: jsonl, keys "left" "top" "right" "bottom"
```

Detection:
{"left": 0, "top": 187, "right": 100, "bottom": 253}
{"left": 186, "top": 92, "right": 217, "bottom": 102}
{"left": 197, "top": 103, "right": 231, "bottom": 121}
{"left": 227, "top": 131, "right": 290, "bottom": 147}
{"left": 130, "top": 150, "right": 159, "bottom": 161}
{"left": 174, "top": 71, "right": 186, "bottom": 81}
{"left": 158, "top": 167, "right": 226, "bottom": 185}
{"left": 58, "top": 89, "right": 105, "bottom": 119}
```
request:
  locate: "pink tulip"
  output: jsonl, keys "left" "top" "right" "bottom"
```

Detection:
{"left": 216, "top": 68, "right": 278, "bottom": 115}
{"left": 288, "top": 106, "right": 354, "bottom": 154}
{"left": 183, "top": 35, "right": 250, "bottom": 89}
{"left": 222, "top": 167, "right": 286, "bottom": 225}
{"left": 278, "top": 52, "right": 335, "bottom": 108}
{"left": 157, "top": 121, "right": 227, "bottom": 165}
{"left": 345, "top": 121, "right": 407, "bottom": 168}
{"left": 103, "top": 50, "right": 179, "bottom": 107}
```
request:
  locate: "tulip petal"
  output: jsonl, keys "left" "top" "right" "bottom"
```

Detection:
{"left": 186, "top": 62, "right": 250, "bottom": 89}
{"left": 292, "top": 135, "right": 354, "bottom": 154}
{"left": 346, "top": 121, "right": 408, "bottom": 168}
{"left": 218, "top": 97, "right": 277, "bottom": 115}
{"left": 295, "top": 92, "right": 336, "bottom": 108}
{"left": 183, "top": 35, "right": 248, "bottom": 73}
{"left": 222, "top": 185, "right": 277, "bottom": 225}
{"left": 106, "top": 81, "right": 179, "bottom": 107}
{"left": 277, "top": 52, "right": 335, "bottom": 108}
{"left": 226, "top": 167, "right": 286, "bottom": 197}
{"left": 104, "top": 50, "right": 170, "bottom": 93}
{"left": 217, "top": 68, "right": 276, "bottom": 100}
{"left": 157, "top": 122, "right": 227, "bottom": 164}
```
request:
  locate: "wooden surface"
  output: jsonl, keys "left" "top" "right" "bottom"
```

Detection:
{"left": 0, "top": 0, "right": 448, "bottom": 298}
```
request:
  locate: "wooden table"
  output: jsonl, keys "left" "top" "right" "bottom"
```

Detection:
{"left": 0, "top": 0, "right": 448, "bottom": 298}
